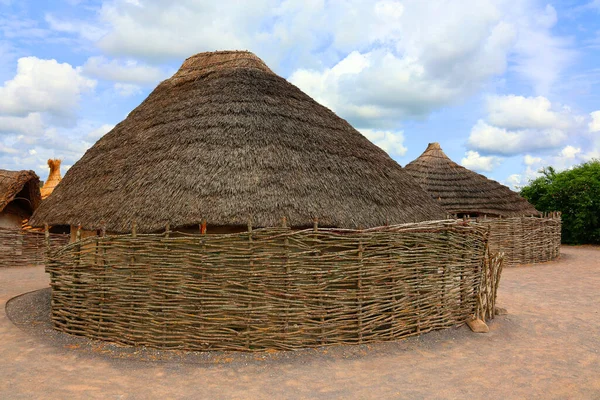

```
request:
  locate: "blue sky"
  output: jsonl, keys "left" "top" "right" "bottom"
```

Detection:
{"left": 1, "top": 0, "right": 599, "bottom": 188}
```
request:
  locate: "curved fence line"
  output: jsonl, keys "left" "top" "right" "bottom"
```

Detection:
{"left": 481, "top": 215, "right": 561, "bottom": 267}
{"left": 46, "top": 220, "right": 503, "bottom": 352}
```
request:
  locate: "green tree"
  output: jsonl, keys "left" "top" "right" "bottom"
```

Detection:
{"left": 520, "top": 160, "right": 600, "bottom": 244}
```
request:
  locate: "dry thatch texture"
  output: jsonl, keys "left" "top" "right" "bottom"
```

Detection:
{"left": 46, "top": 220, "right": 503, "bottom": 352}
{"left": 0, "top": 227, "right": 69, "bottom": 267}
{"left": 30, "top": 50, "right": 446, "bottom": 233}
{"left": 40, "top": 159, "right": 62, "bottom": 200}
{"left": 481, "top": 214, "right": 561, "bottom": 267}
{"left": 405, "top": 143, "right": 539, "bottom": 217}
{"left": 0, "top": 169, "right": 41, "bottom": 214}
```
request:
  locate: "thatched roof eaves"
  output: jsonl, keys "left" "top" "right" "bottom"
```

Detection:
{"left": 0, "top": 169, "right": 41, "bottom": 213}
{"left": 405, "top": 143, "right": 539, "bottom": 217}
{"left": 30, "top": 51, "right": 447, "bottom": 233}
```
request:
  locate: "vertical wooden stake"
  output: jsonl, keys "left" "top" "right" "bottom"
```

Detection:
{"left": 44, "top": 223, "right": 50, "bottom": 268}
{"left": 246, "top": 217, "right": 253, "bottom": 350}
{"left": 201, "top": 219, "right": 207, "bottom": 235}
{"left": 357, "top": 240, "right": 364, "bottom": 343}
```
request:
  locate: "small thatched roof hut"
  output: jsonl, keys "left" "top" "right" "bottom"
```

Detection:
{"left": 405, "top": 143, "right": 538, "bottom": 218}
{"left": 31, "top": 51, "right": 446, "bottom": 233}
{"left": 0, "top": 169, "right": 41, "bottom": 229}
{"left": 41, "top": 159, "right": 62, "bottom": 200}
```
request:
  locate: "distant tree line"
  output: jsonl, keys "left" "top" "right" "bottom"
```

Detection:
{"left": 520, "top": 160, "right": 600, "bottom": 245}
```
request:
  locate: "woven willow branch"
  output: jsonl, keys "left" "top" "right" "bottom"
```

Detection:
{"left": 480, "top": 215, "right": 561, "bottom": 267}
{"left": 0, "top": 227, "right": 68, "bottom": 267}
{"left": 46, "top": 220, "right": 503, "bottom": 352}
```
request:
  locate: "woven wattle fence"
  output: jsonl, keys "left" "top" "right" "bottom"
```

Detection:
{"left": 0, "top": 227, "right": 69, "bottom": 267}
{"left": 480, "top": 214, "right": 561, "bottom": 267}
{"left": 46, "top": 220, "right": 503, "bottom": 352}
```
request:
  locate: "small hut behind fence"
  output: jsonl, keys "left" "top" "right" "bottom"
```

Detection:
{"left": 0, "top": 169, "right": 68, "bottom": 266}
{"left": 32, "top": 51, "right": 502, "bottom": 350}
{"left": 0, "top": 169, "right": 41, "bottom": 229}
{"left": 405, "top": 143, "right": 561, "bottom": 266}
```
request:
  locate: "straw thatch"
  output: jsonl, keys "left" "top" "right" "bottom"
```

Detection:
{"left": 0, "top": 169, "right": 41, "bottom": 216}
{"left": 31, "top": 51, "right": 446, "bottom": 233}
{"left": 405, "top": 143, "right": 538, "bottom": 217}
{"left": 40, "top": 159, "right": 62, "bottom": 200}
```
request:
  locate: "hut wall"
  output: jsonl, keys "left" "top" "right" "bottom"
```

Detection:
{"left": 45, "top": 220, "right": 503, "bottom": 352}
{"left": 0, "top": 212, "right": 22, "bottom": 229}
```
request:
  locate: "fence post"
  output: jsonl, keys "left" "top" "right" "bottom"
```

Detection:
{"left": 313, "top": 218, "right": 326, "bottom": 344}
{"left": 282, "top": 217, "right": 290, "bottom": 336}
{"left": 357, "top": 239, "right": 364, "bottom": 344}
{"left": 246, "top": 218, "right": 253, "bottom": 350}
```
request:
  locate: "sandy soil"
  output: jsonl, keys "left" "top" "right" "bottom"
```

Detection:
{"left": 1, "top": 246, "right": 599, "bottom": 399}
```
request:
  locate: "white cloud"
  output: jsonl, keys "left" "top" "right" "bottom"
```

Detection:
{"left": 0, "top": 113, "right": 44, "bottom": 135}
{"left": 0, "top": 142, "right": 18, "bottom": 154}
{"left": 82, "top": 56, "right": 165, "bottom": 84}
{"left": 560, "top": 145, "right": 581, "bottom": 159}
{"left": 589, "top": 110, "right": 600, "bottom": 132}
{"left": 113, "top": 83, "right": 142, "bottom": 97}
{"left": 467, "top": 120, "right": 568, "bottom": 156}
{"left": 0, "top": 57, "right": 96, "bottom": 118}
{"left": 38, "top": 0, "right": 574, "bottom": 128}
{"left": 524, "top": 154, "right": 542, "bottom": 165}
{"left": 467, "top": 95, "right": 588, "bottom": 156}
{"left": 460, "top": 150, "right": 502, "bottom": 172}
{"left": 510, "top": 4, "right": 574, "bottom": 95}
{"left": 487, "top": 95, "right": 574, "bottom": 130}
{"left": 86, "top": 124, "right": 115, "bottom": 141}
{"left": 505, "top": 174, "right": 524, "bottom": 189}
{"left": 45, "top": 14, "right": 107, "bottom": 42}
{"left": 359, "top": 129, "right": 407, "bottom": 157}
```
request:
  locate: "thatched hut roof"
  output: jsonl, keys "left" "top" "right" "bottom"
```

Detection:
{"left": 0, "top": 169, "right": 41, "bottom": 214}
{"left": 404, "top": 143, "right": 539, "bottom": 217}
{"left": 30, "top": 51, "right": 446, "bottom": 233}
{"left": 40, "top": 159, "right": 62, "bottom": 200}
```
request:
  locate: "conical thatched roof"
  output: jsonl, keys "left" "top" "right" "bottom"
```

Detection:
{"left": 31, "top": 51, "right": 446, "bottom": 233}
{"left": 405, "top": 143, "right": 539, "bottom": 217}
{"left": 40, "top": 159, "right": 62, "bottom": 200}
{"left": 0, "top": 169, "right": 41, "bottom": 214}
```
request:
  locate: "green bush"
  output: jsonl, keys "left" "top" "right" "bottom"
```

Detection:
{"left": 520, "top": 161, "right": 600, "bottom": 244}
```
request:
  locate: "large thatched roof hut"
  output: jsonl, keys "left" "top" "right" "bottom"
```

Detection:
{"left": 405, "top": 142, "right": 538, "bottom": 218}
{"left": 31, "top": 51, "right": 446, "bottom": 233}
{"left": 0, "top": 169, "right": 41, "bottom": 229}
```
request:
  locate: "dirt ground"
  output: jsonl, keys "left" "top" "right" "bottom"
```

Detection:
{"left": 1, "top": 246, "right": 599, "bottom": 400}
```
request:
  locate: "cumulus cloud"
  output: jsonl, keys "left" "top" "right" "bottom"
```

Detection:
{"left": 44, "top": 0, "right": 572, "bottom": 128}
{"left": 86, "top": 123, "right": 115, "bottom": 141}
{"left": 359, "top": 129, "right": 407, "bottom": 157}
{"left": 0, "top": 57, "right": 96, "bottom": 118}
{"left": 467, "top": 95, "right": 587, "bottom": 156}
{"left": 467, "top": 120, "right": 568, "bottom": 156}
{"left": 45, "top": 14, "right": 107, "bottom": 42}
{"left": 509, "top": 4, "right": 574, "bottom": 95}
{"left": 487, "top": 95, "right": 575, "bottom": 130}
{"left": 524, "top": 154, "right": 542, "bottom": 165}
{"left": 460, "top": 150, "right": 502, "bottom": 172}
{"left": 560, "top": 145, "right": 581, "bottom": 160}
{"left": 0, "top": 113, "right": 44, "bottom": 135}
{"left": 82, "top": 56, "right": 165, "bottom": 84}
{"left": 589, "top": 110, "right": 600, "bottom": 132}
